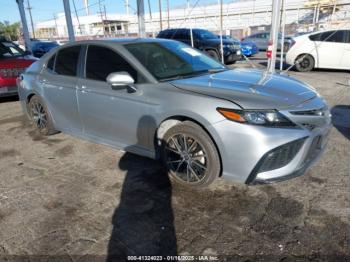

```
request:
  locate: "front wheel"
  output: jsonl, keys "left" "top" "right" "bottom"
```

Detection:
{"left": 206, "top": 50, "right": 220, "bottom": 61}
{"left": 161, "top": 121, "right": 221, "bottom": 188}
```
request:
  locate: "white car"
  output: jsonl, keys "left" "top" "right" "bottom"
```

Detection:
{"left": 286, "top": 29, "right": 350, "bottom": 72}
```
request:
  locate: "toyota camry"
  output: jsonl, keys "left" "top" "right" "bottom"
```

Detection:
{"left": 17, "top": 38, "right": 332, "bottom": 188}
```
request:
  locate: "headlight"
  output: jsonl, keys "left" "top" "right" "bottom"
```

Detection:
{"left": 217, "top": 108, "right": 296, "bottom": 127}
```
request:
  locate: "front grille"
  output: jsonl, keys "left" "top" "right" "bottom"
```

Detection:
{"left": 258, "top": 137, "right": 307, "bottom": 173}
{"left": 290, "top": 107, "right": 328, "bottom": 116}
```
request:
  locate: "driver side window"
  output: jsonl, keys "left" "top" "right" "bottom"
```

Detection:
{"left": 85, "top": 45, "right": 138, "bottom": 82}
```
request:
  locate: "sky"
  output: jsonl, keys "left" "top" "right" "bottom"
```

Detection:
{"left": 0, "top": 0, "right": 234, "bottom": 27}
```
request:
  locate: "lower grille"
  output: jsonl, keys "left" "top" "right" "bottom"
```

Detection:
{"left": 258, "top": 137, "right": 307, "bottom": 173}
{"left": 303, "top": 135, "right": 322, "bottom": 165}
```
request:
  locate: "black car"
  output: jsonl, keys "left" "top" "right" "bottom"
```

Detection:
{"left": 31, "top": 41, "right": 59, "bottom": 58}
{"left": 157, "top": 28, "right": 242, "bottom": 64}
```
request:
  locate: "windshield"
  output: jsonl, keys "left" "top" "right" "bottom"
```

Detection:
{"left": 0, "top": 41, "right": 25, "bottom": 59}
{"left": 125, "top": 41, "right": 226, "bottom": 81}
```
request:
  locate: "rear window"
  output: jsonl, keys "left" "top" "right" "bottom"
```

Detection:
{"left": 309, "top": 30, "right": 346, "bottom": 43}
{"left": 0, "top": 42, "right": 24, "bottom": 59}
{"left": 55, "top": 46, "right": 81, "bottom": 76}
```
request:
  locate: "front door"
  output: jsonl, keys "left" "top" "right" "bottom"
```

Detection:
{"left": 76, "top": 44, "right": 152, "bottom": 152}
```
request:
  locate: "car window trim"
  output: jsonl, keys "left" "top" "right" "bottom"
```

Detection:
{"left": 83, "top": 43, "right": 145, "bottom": 84}
{"left": 54, "top": 45, "right": 82, "bottom": 77}
{"left": 43, "top": 53, "right": 57, "bottom": 75}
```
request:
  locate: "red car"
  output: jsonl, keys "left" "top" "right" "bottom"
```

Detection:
{"left": 0, "top": 39, "right": 36, "bottom": 97}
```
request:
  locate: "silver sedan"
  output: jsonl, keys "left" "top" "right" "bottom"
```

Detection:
{"left": 18, "top": 38, "right": 332, "bottom": 188}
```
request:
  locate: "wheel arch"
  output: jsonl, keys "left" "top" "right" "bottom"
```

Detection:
{"left": 155, "top": 115, "right": 223, "bottom": 177}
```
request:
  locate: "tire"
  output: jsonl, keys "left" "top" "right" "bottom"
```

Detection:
{"left": 161, "top": 121, "right": 221, "bottom": 188}
{"left": 206, "top": 49, "right": 220, "bottom": 61}
{"left": 28, "top": 95, "right": 57, "bottom": 136}
{"left": 295, "top": 54, "right": 315, "bottom": 72}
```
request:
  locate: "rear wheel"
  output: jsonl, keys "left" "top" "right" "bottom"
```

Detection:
{"left": 206, "top": 50, "right": 220, "bottom": 61}
{"left": 295, "top": 54, "right": 314, "bottom": 72}
{"left": 161, "top": 121, "right": 221, "bottom": 188}
{"left": 28, "top": 95, "right": 57, "bottom": 135}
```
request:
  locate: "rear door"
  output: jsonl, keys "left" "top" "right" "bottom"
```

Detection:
{"left": 315, "top": 30, "right": 345, "bottom": 69}
{"left": 340, "top": 30, "right": 350, "bottom": 69}
{"left": 39, "top": 45, "right": 82, "bottom": 133}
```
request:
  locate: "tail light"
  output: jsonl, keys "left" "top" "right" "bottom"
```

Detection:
{"left": 0, "top": 68, "right": 24, "bottom": 78}
{"left": 266, "top": 40, "right": 273, "bottom": 59}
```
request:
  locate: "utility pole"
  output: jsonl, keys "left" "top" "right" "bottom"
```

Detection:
{"left": 53, "top": 14, "right": 59, "bottom": 37}
{"left": 159, "top": 0, "right": 163, "bottom": 31}
{"left": 267, "top": 0, "right": 282, "bottom": 73}
{"left": 279, "top": 0, "right": 286, "bottom": 71}
{"left": 167, "top": 0, "right": 170, "bottom": 28}
{"left": 62, "top": 0, "right": 75, "bottom": 42}
{"left": 84, "top": 0, "right": 89, "bottom": 15}
{"left": 26, "top": 0, "right": 35, "bottom": 39}
{"left": 219, "top": 0, "right": 224, "bottom": 63}
{"left": 125, "top": 0, "right": 129, "bottom": 16}
{"left": 187, "top": 0, "right": 194, "bottom": 47}
{"left": 137, "top": 0, "right": 146, "bottom": 37}
{"left": 16, "top": 0, "right": 31, "bottom": 52}
{"left": 147, "top": 0, "right": 155, "bottom": 37}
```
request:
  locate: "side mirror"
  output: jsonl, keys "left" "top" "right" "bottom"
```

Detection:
{"left": 106, "top": 71, "right": 137, "bottom": 93}
{"left": 23, "top": 50, "right": 32, "bottom": 56}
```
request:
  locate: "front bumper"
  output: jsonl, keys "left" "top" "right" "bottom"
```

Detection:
{"left": 0, "top": 86, "right": 18, "bottom": 97}
{"left": 224, "top": 51, "right": 242, "bottom": 63}
{"left": 208, "top": 101, "right": 332, "bottom": 184}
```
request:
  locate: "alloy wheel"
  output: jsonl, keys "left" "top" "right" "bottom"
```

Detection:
{"left": 165, "top": 134, "right": 208, "bottom": 184}
{"left": 30, "top": 101, "right": 48, "bottom": 130}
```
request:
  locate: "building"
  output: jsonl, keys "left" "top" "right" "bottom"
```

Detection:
{"left": 34, "top": 0, "right": 350, "bottom": 40}
{"left": 35, "top": 13, "right": 132, "bottom": 39}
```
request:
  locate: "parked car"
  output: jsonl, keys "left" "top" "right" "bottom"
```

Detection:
{"left": 31, "top": 41, "right": 59, "bottom": 58}
{"left": 157, "top": 28, "right": 241, "bottom": 64}
{"left": 18, "top": 39, "right": 331, "bottom": 188}
{"left": 0, "top": 39, "right": 36, "bottom": 97}
{"left": 219, "top": 35, "right": 259, "bottom": 57}
{"left": 286, "top": 29, "right": 350, "bottom": 72}
{"left": 242, "top": 32, "right": 293, "bottom": 51}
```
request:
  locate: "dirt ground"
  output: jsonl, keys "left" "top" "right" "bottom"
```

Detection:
{"left": 0, "top": 59, "right": 349, "bottom": 261}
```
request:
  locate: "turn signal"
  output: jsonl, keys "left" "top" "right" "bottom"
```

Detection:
{"left": 217, "top": 108, "right": 246, "bottom": 123}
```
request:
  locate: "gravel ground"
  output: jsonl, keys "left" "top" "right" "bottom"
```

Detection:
{"left": 0, "top": 58, "right": 349, "bottom": 261}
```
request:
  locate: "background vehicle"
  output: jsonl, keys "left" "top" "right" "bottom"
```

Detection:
{"left": 0, "top": 39, "right": 36, "bottom": 97}
{"left": 242, "top": 32, "right": 293, "bottom": 51}
{"left": 220, "top": 35, "right": 258, "bottom": 57}
{"left": 157, "top": 28, "right": 241, "bottom": 64}
{"left": 18, "top": 39, "right": 331, "bottom": 188}
{"left": 286, "top": 29, "right": 350, "bottom": 72}
{"left": 31, "top": 41, "right": 59, "bottom": 58}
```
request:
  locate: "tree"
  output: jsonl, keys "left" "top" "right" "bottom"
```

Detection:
{"left": 0, "top": 21, "right": 21, "bottom": 41}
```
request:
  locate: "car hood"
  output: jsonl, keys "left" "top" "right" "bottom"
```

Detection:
{"left": 170, "top": 68, "right": 318, "bottom": 110}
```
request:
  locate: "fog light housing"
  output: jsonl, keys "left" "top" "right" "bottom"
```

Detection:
{"left": 258, "top": 137, "right": 307, "bottom": 173}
